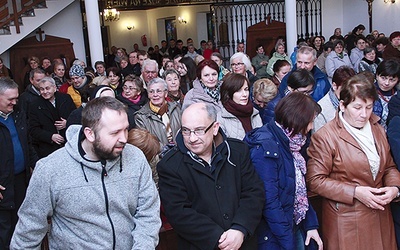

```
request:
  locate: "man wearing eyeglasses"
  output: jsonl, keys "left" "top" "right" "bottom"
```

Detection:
{"left": 140, "top": 59, "right": 159, "bottom": 88}
{"left": 157, "top": 102, "right": 265, "bottom": 250}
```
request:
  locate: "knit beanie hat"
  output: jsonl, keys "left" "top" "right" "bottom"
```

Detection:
{"left": 69, "top": 64, "right": 85, "bottom": 77}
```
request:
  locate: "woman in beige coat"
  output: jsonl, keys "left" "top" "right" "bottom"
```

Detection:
{"left": 217, "top": 73, "right": 262, "bottom": 139}
{"left": 307, "top": 73, "right": 400, "bottom": 250}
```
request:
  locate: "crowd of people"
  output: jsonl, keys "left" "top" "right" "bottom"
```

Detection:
{"left": 1, "top": 24, "right": 400, "bottom": 249}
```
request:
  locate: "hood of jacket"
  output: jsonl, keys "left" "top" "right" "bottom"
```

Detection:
{"left": 244, "top": 120, "right": 289, "bottom": 153}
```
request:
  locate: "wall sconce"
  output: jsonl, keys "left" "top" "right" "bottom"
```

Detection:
{"left": 103, "top": 8, "right": 120, "bottom": 22}
{"left": 178, "top": 17, "right": 187, "bottom": 24}
{"left": 384, "top": 0, "right": 396, "bottom": 3}
{"left": 127, "top": 25, "right": 134, "bottom": 30}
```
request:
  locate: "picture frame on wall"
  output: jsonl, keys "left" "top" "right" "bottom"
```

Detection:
{"left": 165, "top": 18, "right": 177, "bottom": 42}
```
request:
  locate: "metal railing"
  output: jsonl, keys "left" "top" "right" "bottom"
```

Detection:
{"left": 211, "top": 0, "right": 322, "bottom": 65}
{"left": 0, "top": 0, "right": 46, "bottom": 34}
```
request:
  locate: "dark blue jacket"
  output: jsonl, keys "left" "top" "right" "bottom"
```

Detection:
{"left": 251, "top": 90, "right": 281, "bottom": 125}
{"left": 0, "top": 106, "right": 36, "bottom": 209}
{"left": 244, "top": 121, "right": 319, "bottom": 250}
{"left": 387, "top": 116, "right": 400, "bottom": 249}
{"left": 388, "top": 89, "right": 400, "bottom": 125}
{"left": 278, "top": 65, "right": 330, "bottom": 102}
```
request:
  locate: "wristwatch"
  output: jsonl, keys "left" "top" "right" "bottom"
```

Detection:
{"left": 396, "top": 186, "right": 400, "bottom": 198}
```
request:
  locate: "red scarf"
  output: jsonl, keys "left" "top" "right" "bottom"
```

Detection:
{"left": 223, "top": 99, "right": 254, "bottom": 132}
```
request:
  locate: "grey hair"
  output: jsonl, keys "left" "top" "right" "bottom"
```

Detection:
{"left": 0, "top": 77, "right": 18, "bottom": 94}
{"left": 29, "top": 68, "right": 45, "bottom": 79}
{"left": 39, "top": 76, "right": 56, "bottom": 86}
{"left": 141, "top": 59, "right": 159, "bottom": 72}
{"left": 229, "top": 52, "right": 252, "bottom": 71}
{"left": 162, "top": 68, "right": 180, "bottom": 80}
{"left": 297, "top": 46, "right": 317, "bottom": 61}
{"left": 73, "top": 59, "right": 85, "bottom": 66}
{"left": 183, "top": 102, "right": 217, "bottom": 121}
{"left": 148, "top": 77, "right": 168, "bottom": 90}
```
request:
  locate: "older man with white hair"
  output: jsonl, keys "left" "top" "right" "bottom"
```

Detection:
{"left": 141, "top": 59, "right": 159, "bottom": 88}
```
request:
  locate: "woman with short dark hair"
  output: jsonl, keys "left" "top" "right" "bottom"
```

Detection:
{"left": 182, "top": 59, "right": 221, "bottom": 110}
{"left": 373, "top": 58, "right": 400, "bottom": 130}
{"left": 117, "top": 74, "right": 148, "bottom": 128}
{"left": 314, "top": 66, "right": 355, "bottom": 132}
{"left": 307, "top": 73, "right": 400, "bottom": 250}
{"left": 325, "top": 40, "right": 352, "bottom": 81}
{"left": 245, "top": 92, "right": 323, "bottom": 250}
{"left": 350, "top": 36, "right": 367, "bottom": 72}
{"left": 107, "top": 67, "right": 123, "bottom": 95}
{"left": 358, "top": 47, "right": 382, "bottom": 74}
{"left": 211, "top": 52, "right": 230, "bottom": 81}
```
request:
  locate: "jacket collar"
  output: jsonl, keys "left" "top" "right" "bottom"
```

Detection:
{"left": 176, "top": 128, "right": 236, "bottom": 167}
{"left": 334, "top": 111, "right": 380, "bottom": 150}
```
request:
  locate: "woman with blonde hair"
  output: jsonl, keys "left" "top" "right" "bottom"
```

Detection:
{"left": 251, "top": 78, "right": 281, "bottom": 124}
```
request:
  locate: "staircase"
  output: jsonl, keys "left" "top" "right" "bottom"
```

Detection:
{"left": 0, "top": 0, "right": 76, "bottom": 55}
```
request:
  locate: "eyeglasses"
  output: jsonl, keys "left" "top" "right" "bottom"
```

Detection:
{"left": 181, "top": 121, "right": 215, "bottom": 137}
{"left": 295, "top": 88, "right": 314, "bottom": 96}
{"left": 144, "top": 71, "right": 157, "bottom": 75}
{"left": 231, "top": 62, "right": 245, "bottom": 67}
{"left": 148, "top": 89, "right": 166, "bottom": 95}
{"left": 123, "top": 86, "right": 138, "bottom": 91}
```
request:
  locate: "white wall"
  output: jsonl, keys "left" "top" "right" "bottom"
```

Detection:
{"left": 372, "top": 1, "right": 400, "bottom": 35}
{"left": 105, "top": 10, "right": 149, "bottom": 52}
{"left": 105, "top": 4, "right": 210, "bottom": 53}
{"left": 40, "top": 0, "right": 85, "bottom": 63}
{"left": 324, "top": 0, "right": 399, "bottom": 38}
{"left": 0, "top": 0, "right": 85, "bottom": 67}
{"left": 321, "top": 0, "right": 344, "bottom": 39}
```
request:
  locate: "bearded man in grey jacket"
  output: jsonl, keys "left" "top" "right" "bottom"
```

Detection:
{"left": 11, "top": 97, "right": 161, "bottom": 249}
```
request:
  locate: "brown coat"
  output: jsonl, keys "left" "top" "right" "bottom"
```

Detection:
{"left": 383, "top": 43, "right": 400, "bottom": 60}
{"left": 306, "top": 113, "right": 400, "bottom": 250}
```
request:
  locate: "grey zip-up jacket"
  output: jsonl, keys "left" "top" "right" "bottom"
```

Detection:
{"left": 11, "top": 125, "right": 161, "bottom": 250}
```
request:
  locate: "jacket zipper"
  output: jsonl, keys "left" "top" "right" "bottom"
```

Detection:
{"left": 101, "top": 163, "right": 116, "bottom": 249}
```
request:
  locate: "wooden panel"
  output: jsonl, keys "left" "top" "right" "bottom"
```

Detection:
{"left": 246, "top": 18, "right": 286, "bottom": 59}
{"left": 10, "top": 35, "right": 75, "bottom": 93}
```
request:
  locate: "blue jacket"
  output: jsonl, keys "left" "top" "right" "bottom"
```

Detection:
{"left": 278, "top": 65, "right": 330, "bottom": 102}
{"left": 0, "top": 106, "right": 37, "bottom": 209}
{"left": 244, "top": 121, "right": 319, "bottom": 250}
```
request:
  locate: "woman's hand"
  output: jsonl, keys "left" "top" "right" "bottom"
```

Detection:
{"left": 354, "top": 186, "right": 386, "bottom": 210}
{"left": 305, "top": 229, "right": 323, "bottom": 250}
{"left": 378, "top": 186, "right": 399, "bottom": 205}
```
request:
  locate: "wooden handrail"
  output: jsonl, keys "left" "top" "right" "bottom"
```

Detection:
{"left": 0, "top": 0, "right": 47, "bottom": 34}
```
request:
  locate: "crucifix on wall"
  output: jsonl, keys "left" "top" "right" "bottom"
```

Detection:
{"left": 35, "top": 28, "right": 46, "bottom": 42}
